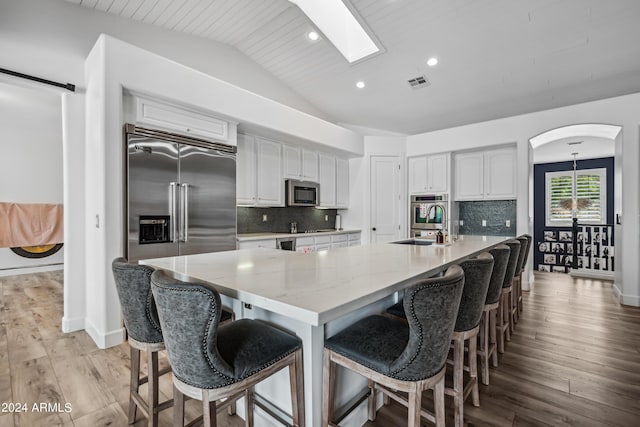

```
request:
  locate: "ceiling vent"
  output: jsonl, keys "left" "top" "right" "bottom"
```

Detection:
{"left": 407, "top": 75, "right": 430, "bottom": 89}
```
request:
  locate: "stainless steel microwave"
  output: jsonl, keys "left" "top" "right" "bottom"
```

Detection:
{"left": 286, "top": 180, "right": 319, "bottom": 207}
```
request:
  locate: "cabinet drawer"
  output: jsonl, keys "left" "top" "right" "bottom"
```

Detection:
{"left": 238, "top": 239, "right": 276, "bottom": 250}
{"left": 296, "top": 237, "right": 315, "bottom": 246}
{"left": 331, "top": 234, "right": 348, "bottom": 243}
{"left": 348, "top": 240, "right": 360, "bottom": 247}
{"left": 315, "top": 235, "right": 331, "bottom": 244}
{"left": 332, "top": 242, "right": 348, "bottom": 249}
{"left": 348, "top": 232, "right": 362, "bottom": 241}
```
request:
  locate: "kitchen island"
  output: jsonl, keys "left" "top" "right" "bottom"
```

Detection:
{"left": 141, "top": 235, "right": 509, "bottom": 426}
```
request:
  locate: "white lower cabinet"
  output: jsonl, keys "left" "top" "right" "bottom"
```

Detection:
{"left": 237, "top": 239, "right": 277, "bottom": 250}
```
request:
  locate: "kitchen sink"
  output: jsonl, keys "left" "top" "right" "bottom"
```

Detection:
{"left": 390, "top": 239, "right": 433, "bottom": 246}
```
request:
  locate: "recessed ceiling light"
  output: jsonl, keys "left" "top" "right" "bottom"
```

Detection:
{"left": 427, "top": 57, "right": 438, "bottom": 67}
{"left": 356, "top": 81, "right": 366, "bottom": 89}
{"left": 307, "top": 31, "right": 319, "bottom": 41}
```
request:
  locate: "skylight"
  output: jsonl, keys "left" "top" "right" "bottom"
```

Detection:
{"left": 290, "top": 0, "right": 381, "bottom": 63}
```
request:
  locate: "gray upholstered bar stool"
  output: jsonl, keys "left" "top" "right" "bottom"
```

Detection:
{"left": 509, "top": 236, "right": 529, "bottom": 333}
{"left": 445, "top": 253, "right": 494, "bottom": 427}
{"left": 323, "top": 265, "right": 465, "bottom": 427}
{"left": 112, "top": 258, "right": 235, "bottom": 426}
{"left": 150, "top": 270, "right": 305, "bottom": 427}
{"left": 497, "top": 240, "right": 520, "bottom": 354}
{"left": 513, "top": 234, "right": 532, "bottom": 322}
{"left": 477, "top": 245, "right": 510, "bottom": 385}
{"left": 112, "top": 258, "right": 173, "bottom": 427}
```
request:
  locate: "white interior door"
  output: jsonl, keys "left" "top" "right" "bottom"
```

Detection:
{"left": 371, "top": 156, "right": 401, "bottom": 243}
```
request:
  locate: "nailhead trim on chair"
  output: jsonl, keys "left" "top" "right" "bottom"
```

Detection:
{"left": 152, "top": 281, "right": 300, "bottom": 390}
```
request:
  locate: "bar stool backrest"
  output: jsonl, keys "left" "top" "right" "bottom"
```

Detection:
{"left": 502, "top": 240, "right": 521, "bottom": 288}
{"left": 455, "top": 252, "right": 495, "bottom": 332}
{"left": 392, "top": 265, "right": 465, "bottom": 381}
{"left": 521, "top": 234, "right": 532, "bottom": 271}
{"left": 150, "top": 270, "right": 235, "bottom": 389}
{"left": 486, "top": 245, "right": 511, "bottom": 304}
{"left": 515, "top": 236, "right": 529, "bottom": 275}
{"left": 112, "top": 257, "right": 163, "bottom": 344}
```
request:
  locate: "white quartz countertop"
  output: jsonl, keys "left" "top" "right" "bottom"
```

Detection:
{"left": 141, "top": 235, "right": 509, "bottom": 327}
{"left": 237, "top": 229, "right": 361, "bottom": 241}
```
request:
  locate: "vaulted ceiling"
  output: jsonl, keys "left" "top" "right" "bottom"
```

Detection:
{"left": 65, "top": 0, "right": 640, "bottom": 135}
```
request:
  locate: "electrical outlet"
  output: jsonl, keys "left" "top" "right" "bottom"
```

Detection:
{"left": 262, "top": 214, "right": 268, "bottom": 222}
{"left": 325, "top": 215, "right": 328, "bottom": 221}
{"left": 459, "top": 220, "right": 464, "bottom": 226}
{"left": 506, "top": 220, "right": 511, "bottom": 227}
{"left": 482, "top": 220, "right": 487, "bottom": 227}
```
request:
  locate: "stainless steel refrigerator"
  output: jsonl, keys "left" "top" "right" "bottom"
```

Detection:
{"left": 125, "top": 124, "right": 236, "bottom": 262}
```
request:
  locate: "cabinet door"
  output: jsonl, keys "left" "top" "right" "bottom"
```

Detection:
{"left": 454, "top": 152, "right": 484, "bottom": 200}
{"left": 408, "top": 156, "right": 428, "bottom": 194}
{"left": 256, "top": 137, "right": 283, "bottom": 206}
{"left": 427, "top": 153, "right": 449, "bottom": 193}
{"left": 336, "top": 157, "right": 349, "bottom": 209}
{"left": 318, "top": 153, "right": 336, "bottom": 208}
{"left": 236, "top": 134, "right": 256, "bottom": 205}
{"left": 484, "top": 148, "right": 516, "bottom": 199}
{"left": 302, "top": 150, "right": 319, "bottom": 182}
{"left": 282, "top": 145, "right": 302, "bottom": 180}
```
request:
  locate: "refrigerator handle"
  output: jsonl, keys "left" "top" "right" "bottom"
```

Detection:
{"left": 169, "top": 182, "right": 178, "bottom": 243}
{"left": 181, "top": 183, "right": 189, "bottom": 242}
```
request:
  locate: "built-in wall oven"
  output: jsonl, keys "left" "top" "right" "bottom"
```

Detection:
{"left": 410, "top": 194, "right": 447, "bottom": 239}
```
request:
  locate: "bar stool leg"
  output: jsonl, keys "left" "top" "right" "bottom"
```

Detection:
{"left": 148, "top": 350, "right": 159, "bottom": 427}
{"left": 453, "top": 337, "right": 464, "bottom": 427}
{"left": 289, "top": 349, "right": 305, "bottom": 427}
{"left": 367, "top": 379, "right": 377, "bottom": 421}
{"left": 245, "top": 387, "right": 255, "bottom": 427}
{"left": 173, "top": 386, "right": 184, "bottom": 427}
{"left": 490, "top": 308, "right": 498, "bottom": 367}
{"left": 129, "top": 347, "right": 140, "bottom": 424}
{"left": 478, "top": 311, "right": 489, "bottom": 385}
{"left": 202, "top": 395, "right": 217, "bottom": 427}
{"left": 407, "top": 388, "right": 422, "bottom": 427}
{"left": 469, "top": 335, "right": 480, "bottom": 407}
{"left": 322, "top": 349, "right": 336, "bottom": 427}
{"left": 434, "top": 376, "right": 445, "bottom": 427}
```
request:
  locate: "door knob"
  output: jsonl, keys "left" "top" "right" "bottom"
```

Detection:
{"left": 372, "top": 227, "right": 377, "bottom": 231}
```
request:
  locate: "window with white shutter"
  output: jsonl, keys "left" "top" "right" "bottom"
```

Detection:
{"left": 545, "top": 168, "right": 606, "bottom": 226}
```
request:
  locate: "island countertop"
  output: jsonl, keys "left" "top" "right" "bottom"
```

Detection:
{"left": 140, "top": 235, "right": 509, "bottom": 327}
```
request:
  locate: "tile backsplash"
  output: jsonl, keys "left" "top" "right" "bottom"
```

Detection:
{"left": 457, "top": 200, "right": 516, "bottom": 236}
{"left": 237, "top": 207, "right": 338, "bottom": 234}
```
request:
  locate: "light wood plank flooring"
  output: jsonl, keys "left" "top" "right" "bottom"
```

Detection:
{"left": 1, "top": 271, "right": 639, "bottom": 426}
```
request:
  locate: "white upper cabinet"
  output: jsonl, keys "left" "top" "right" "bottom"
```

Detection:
{"left": 236, "top": 134, "right": 257, "bottom": 205}
{"left": 134, "top": 95, "right": 237, "bottom": 144}
{"left": 283, "top": 145, "right": 303, "bottom": 180}
{"left": 408, "top": 157, "right": 428, "bottom": 194}
{"left": 427, "top": 153, "right": 449, "bottom": 193}
{"left": 454, "top": 147, "right": 516, "bottom": 201}
{"left": 484, "top": 148, "right": 517, "bottom": 199}
{"left": 256, "top": 137, "right": 284, "bottom": 206}
{"left": 336, "top": 157, "right": 349, "bottom": 209}
{"left": 302, "top": 150, "right": 319, "bottom": 182}
{"left": 319, "top": 153, "right": 336, "bottom": 208}
{"left": 283, "top": 146, "right": 319, "bottom": 182}
{"left": 408, "top": 153, "right": 449, "bottom": 194}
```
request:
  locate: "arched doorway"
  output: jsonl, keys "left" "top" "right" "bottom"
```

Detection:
{"left": 529, "top": 124, "right": 620, "bottom": 278}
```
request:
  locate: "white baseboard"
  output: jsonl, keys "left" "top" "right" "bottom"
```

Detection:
{"left": 85, "top": 319, "right": 125, "bottom": 349}
{"left": 612, "top": 284, "right": 640, "bottom": 307}
{"left": 569, "top": 269, "right": 615, "bottom": 281}
{"left": 0, "top": 263, "right": 63, "bottom": 277}
{"left": 61, "top": 316, "right": 85, "bottom": 333}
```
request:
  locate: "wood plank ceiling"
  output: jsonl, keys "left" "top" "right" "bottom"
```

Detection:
{"left": 65, "top": 0, "right": 640, "bottom": 134}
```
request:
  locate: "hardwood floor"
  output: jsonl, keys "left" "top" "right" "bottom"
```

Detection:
{"left": 1, "top": 271, "right": 639, "bottom": 426}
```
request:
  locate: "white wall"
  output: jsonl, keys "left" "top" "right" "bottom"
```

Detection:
{"left": 407, "top": 92, "right": 640, "bottom": 306}
{"left": 0, "top": 0, "right": 330, "bottom": 122}
{"left": 0, "top": 81, "right": 64, "bottom": 272}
